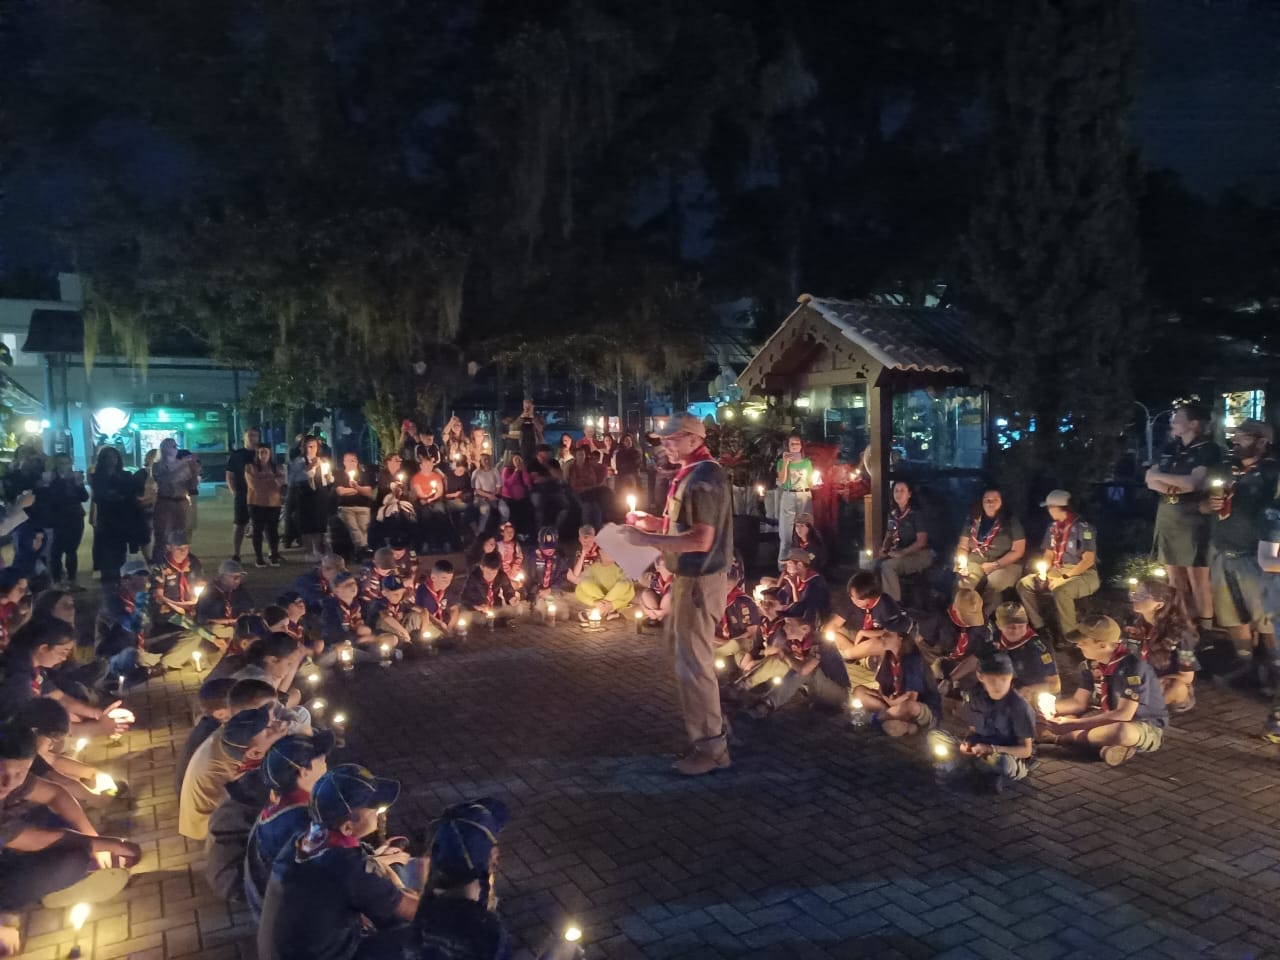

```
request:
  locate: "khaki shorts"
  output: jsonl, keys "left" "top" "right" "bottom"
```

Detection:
{"left": 914, "top": 703, "right": 937, "bottom": 731}
{"left": 1134, "top": 721, "right": 1164, "bottom": 754}
{"left": 1210, "top": 549, "right": 1272, "bottom": 630}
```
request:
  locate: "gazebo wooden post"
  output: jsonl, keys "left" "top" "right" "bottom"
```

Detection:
{"left": 865, "top": 370, "right": 893, "bottom": 552}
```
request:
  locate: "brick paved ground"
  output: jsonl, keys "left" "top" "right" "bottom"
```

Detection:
{"left": 15, "top": 492, "right": 1280, "bottom": 959}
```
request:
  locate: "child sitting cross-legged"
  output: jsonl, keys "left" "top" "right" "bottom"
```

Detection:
{"left": 746, "top": 612, "right": 850, "bottom": 719}
{"left": 460, "top": 552, "right": 522, "bottom": 624}
{"left": 849, "top": 624, "right": 941, "bottom": 738}
{"left": 637, "top": 555, "right": 674, "bottom": 625}
{"left": 955, "top": 651, "right": 1038, "bottom": 793}
{"left": 1038, "top": 614, "right": 1168, "bottom": 768}
{"left": 415, "top": 559, "right": 460, "bottom": 642}
{"left": 573, "top": 549, "right": 635, "bottom": 622}
{"left": 15, "top": 697, "right": 129, "bottom": 814}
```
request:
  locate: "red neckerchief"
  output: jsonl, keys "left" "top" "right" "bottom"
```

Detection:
{"left": 651, "top": 570, "right": 673, "bottom": 597}
{"left": 537, "top": 550, "right": 557, "bottom": 589}
{"left": 498, "top": 541, "right": 522, "bottom": 576}
{"left": 662, "top": 445, "right": 715, "bottom": 533}
{"left": 1097, "top": 645, "right": 1129, "bottom": 708}
{"left": 261, "top": 789, "right": 309, "bottom": 821}
{"left": 216, "top": 583, "right": 235, "bottom": 619}
{"left": 31, "top": 666, "right": 44, "bottom": 697}
{"left": 338, "top": 597, "right": 362, "bottom": 629}
{"left": 1049, "top": 513, "right": 1076, "bottom": 567}
{"left": 363, "top": 567, "right": 391, "bottom": 601}
{"left": 883, "top": 507, "right": 911, "bottom": 553}
{"left": 237, "top": 755, "right": 263, "bottom": 774}
{"left": 300, "top": 825, "right": 361, "bottom": 857}
{"left": 795, "top": 534, "right": 810, "bottom": 552}
{"left": 117, "top": 585, "right": 135, "bottom": 616}
{"left": 422, "top": 581, "right": 449, "bottom": 613}
{"left": 780, "top": 568, "right": 817, "bottom": 603}
{"left": 998, "top": 625, "right": 1035, "bottom": 652}
{"left": 484, "top": 579, "right": 497, "bottom": 607}
{"left": 166, "top": 555, "right": 191, "bottom": 599}
{"left": 718, "top": 585, "right": 746, "bottom": 637}
{"left": 787, "top": 626, "right": 816, "bottom": 659}
{"left": 318, "top": 573, "right": 332, "bottom": 597}
{"left": 883, "top": 649, "right": 903, "bottom": 695}
{"left": 861, "top": 606, "right": 876, "bottom": 631}
{"left": 949, "top": 607, "right": 979, "bottom": 658}
{"left": 1219, "top": 459, "right": 1261, "bottom": 519}
{"left": 579, "top": 542, "right": 599, "bottom": 566}
{"left": 969, "top": 516, "right": 1001, "bottom": 557}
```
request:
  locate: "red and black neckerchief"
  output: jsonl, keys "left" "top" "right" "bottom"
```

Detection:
{"left": 883, "top": 507, "right": 911, "bottom": 553}
{"left": 536, "top": 550, "right": 558, "bottom": 590}
{"left": 651, "top": 570, "right": 673, "bottom": 597}
{"left": 969, "top": 516, "right": 1002, "bottom": 558}
{"left": 1048, "top": 513, "right": 1077, "bottom": 568}
{"left": 338, "top": 597, "right": 362, "bottom": 630}
{"left": 421, "top": 582, "right": 449, "bottom": 615}
{"left": 997, "top": 624, "right": 1035, "bottom": 652}
{"left": 117, "top": 585, "right": 136, "bottom": 616}
{"left": 1218, "top": 459, "right": 1263, "bottom": 519}
{"left": 1097, "top": 646, "right": 1129, "bottom": 709}
{"left": 484, "top": 581, "right": 498, "bottom": 608}
{"left": 284, "top": 620, "right": 303, "bottom": 642}
{"left": 662, "top": 445, "right": 715, "bottom": 533}
{"left": 579, "top": 542, "right": 600, "bottom": 567}
{"left": 948, "top": 606, "right": 976, "bottom": 659}
{"left": 718, "top": 584, "right": 746, "bottom": 637}
{"left": 787, "top": 626, "right": 816, "bottom": 659}
{"left": 216, "top": 584, "right": 235, "bottom": 619}
{"left": 261, "top": 789, "right": 309, "bottom": 823}
{"left": 166, "top": 555, "right": 191, "bottom": 599}
{"left": 862, "top": 607, "right": 877, "bottom": 631}
{"left": 882, "top": 649, "right": 904, "bottom": 696}
{"left": 780, "top": 567, "right": 817, "bottom": 605}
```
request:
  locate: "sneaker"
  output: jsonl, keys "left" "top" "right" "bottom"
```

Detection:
{"left": 41, "top": 867, "right": 131, "bottom": 908}
{"left": 673, "top": 750, "right": 731, "bottom": 776}
{"left": 1101, "top": 745, "right": 1136, "bottom": 767}
{"left": 269, "top": 556, "right": 283, "bottom": 567}
{"left": 231, "top": 555, "right": 241, "bottom": 564}
{"left": 1170, "top": 688, "right": 1196, "bottom": 713}
{"left": 255, "top": 558, "right": 268, "bottom": 568}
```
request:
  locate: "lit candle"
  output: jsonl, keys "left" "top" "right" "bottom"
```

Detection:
{"left": 332, "top": 712, "right": 346, "bottom": 727}
{"left": 514, "top": 571, "right": 525, "bottom": 584}
{"left": 107, "top": 706, "right": 135, "bottom": 725}
{"left": 932, "top": 742, "right": 950, "bottom": 760}
{"left": 70, "top": 902, "right": 90, "bottom": 933}
{"left": 1127, "top": 577, "right": 1138, "bottom": 587}
{"left": 376, "top": 804, "right": 389, "bottom": 840}
{"left": 310, "top": 698, "right": 326, "bottom": 718}
{"left": 771, "top": 676, "right": 783, "bottom": 686}
{"left": 756, "top": 484, "right": 765, "bottom": 497}
{"left": 1036, "top": 560, "right": 1049, "bottom": 583}
{"left": 626, "top": 494, "right": 637, "bottom": 513}
{"left": 565, "top": 925, "right": 582, "bottom": 944}
{"left": 348, "top": 470, "right": 357, "bottom": 483}
{"left": 1211, "top": 478, "right": 1224, "bottom": 490}
{"left": 396, "top": 471, "right": 406, "bottom": 482}
{"left": 89, "top": 772, "right": 119, "bottom": 796}
{"left": 1152, "top": 567, "right": 1167, "bottom": 579}
{"left": 851, "top": 697, "right": 863, "bottom": 710}
{"left": 955, "top": 553, "right": 969, "bottom": 576}
{"left": 1036, "top": 692, "right": 1056, "bottom": 718}
{"left": 339, "top": 646, "right": 354, "bottom": 671}
{"left": 483, "top": 440, "right": 491, "bottom": 451}
{"left": 714, "top": 658, "right": 726, "bottom": 671}
{"left": 379, "top": 643, "right": 392, "bottom": 666}
{"left": 192, "top": 650, "right": 203, "bottom": 672}
{"left": 634, "top": 609, "right": 644, "bottom": 634}
{"left": 657, "top": 418, "right": 667, "bottom": 430}
{"left": 823, "top": 629, "right": 837, "bottom": 644}
{"left": 73, "top": 737, "right": 88, "bottom": 758}
{"left": 546, "top": 601, "right": 557, "bottom": 625}
{"left": 307, "top": 672, "right": 321, "bottom": 686}
{"left": 193, "top": 583, "right": 205, "bottom": 600}
{"left": 486, "top": 608, "right": 496, "bottom": 630}
{"left": 422, "top": 628, "right": 433, "bottom": 642}
{"left": 458, "top": 615, "right": 470, "bottom": 634}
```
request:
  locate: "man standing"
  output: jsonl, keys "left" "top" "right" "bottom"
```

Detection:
{"left": 1015, "top": 490, "right": 1099, "bottom": 644}
{"left": 226, "top": 427, "right": 260, "bottom": 564}
{"left": 1145, "top": 398, "right": 1223, "bottom": 631}
{"left": 774, "top": 434, "right": 813, "bottom": 568}
{"left": 1204, "top": 420, "right": 1279, "bottom": 685}
{"left": 152, "top": 438, "right": 198, "bottom": 561}
{"left": 622, "top": 413, "right": 734, "bottom": 775}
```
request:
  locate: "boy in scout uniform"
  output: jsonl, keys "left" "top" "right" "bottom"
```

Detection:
{"left": 1038, "top": 614, "right": 1169, "bottom": 767}
{"left": 1015, "top": 490, "right": 1099, "bottom": 645}
{"left": 958, "top": 651, "right": 1037, "bottom": 792}
{"left": 987, "top": 602, "right": 1061, "bottom": 698}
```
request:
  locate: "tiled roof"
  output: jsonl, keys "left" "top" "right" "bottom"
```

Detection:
{"left": 799, "top": 295, "right": 984, "bottom": 373}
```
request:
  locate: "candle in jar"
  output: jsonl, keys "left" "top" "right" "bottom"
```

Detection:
{"left": 634, "top": 609, "right": 644, "bottom": 634}
{"left": 546, "top": 602, "right": 556, "bottom": 624}
{"left": 955, "top": 552, "right": 969, "bottom": 576}
{"left": 485, "top": 609, "right": 496, "bottom": 630}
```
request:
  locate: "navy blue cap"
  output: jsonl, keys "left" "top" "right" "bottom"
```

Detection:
{"left": 977, "top": 651, "right": 1015, "bottom": 675}
{"left": 380, "top": 575, "right": 405, "bottom": 592}
{"left": 276, "top": 590, "right": 304, "bottom": 606}
{"left": 537, "top": 527, "right": 558, "bottom": 549}
{"left": 332, "top": 571, "right": 357, "bottom": 587}
{"left": 220, "top": 704, "right": 274, "bottom": 759}
{"left": 310, "top": 764, "right": 400, "bottom": 829}
{"left": 430, "top": 797, "right": 510, "bottom": 883}
{"left": 262, "top": 731, "right": 335, "bottom": 792}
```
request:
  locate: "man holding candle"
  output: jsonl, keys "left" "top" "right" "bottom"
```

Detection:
{"left": 1015, "top": 490, "right": 1099, "bottom": 646}
{"left": 1201, "top": 419, "right": 1277, "bottom": 684}
{"left": 335, "top": 451, "right": 375, "bottom": 557}
{"left": 616, "top": 413, "right": 734, "bottom": 776}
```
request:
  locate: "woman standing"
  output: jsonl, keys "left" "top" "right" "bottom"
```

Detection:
{"left": 774, "top": 434, "right": 813, "bottom": 568}
{"left": 500, "top": 454, "right": 534, "bottom": 539}
{"left": 289, "top": 437, "right": 335, "bottom": 561}
{"left": 89, "top": 447, "right": 142, "bottom": 587}
{"left": 956, "top": 487, "right": 1026, "bottom": 614}
{"left": 46, "top": 456, "right": 89, "bottom": 591}
{"left": 1145, "top": 399, "right": 1222, "bottom": 630}
{"left": 246, "top": 444, "right": 285, "bottom": 567}
{"left": 874, "top": 479, "right": 932, "bottom": 602}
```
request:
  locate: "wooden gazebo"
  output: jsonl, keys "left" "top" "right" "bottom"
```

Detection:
{"left": 737, "top": 294, "right": 990, "bottom": 550}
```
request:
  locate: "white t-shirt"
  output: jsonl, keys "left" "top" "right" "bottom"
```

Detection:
{"left": 472, "top": 467, "right": 501, "bottom": 497}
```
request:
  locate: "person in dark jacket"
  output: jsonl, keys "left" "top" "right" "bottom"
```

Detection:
{"left": 45, "top": 456, "right": 89, "bottom": 590}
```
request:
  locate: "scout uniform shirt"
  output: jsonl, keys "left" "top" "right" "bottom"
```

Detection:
{"left": 979, "top": 626, "right": 1058, "bottom": 691}
{"left": 663, "top": 455, "right": 732, "bottom": 577}
{"left": 1078, "top": 650, "right": 1169, "bottom": 727}
{"left": 964, "top": 686, "right": 1037, "bottom": 748}
{"left": 884, "top": 506, "right": 924, "bottom": 554}
{"left": 1212, "top": 456, "right": 1280, "bottom": 554}
{"left": 150, "top": 553, "right": 205, "bottom": 635}
{"left": 1038, "top": 514, "right": 1097, "bottom": 568}
{"left": 1155, "top": 436, "right": 1223, "bottom": 516}
{"left": 964, "top": 514, "right": 1026, "bottom": 565}
{"left": 1123, "top": 615, "right": 1200, "bottom": 678}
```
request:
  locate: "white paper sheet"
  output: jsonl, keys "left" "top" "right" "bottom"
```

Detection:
{"left": 595, "top": 522, "right": 661, "bottom": 580}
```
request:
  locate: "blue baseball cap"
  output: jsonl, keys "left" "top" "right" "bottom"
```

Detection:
{"left": 310, "top": 764, "right": 400, "bottom": 829}
{"left": 430, "top": 797, "right": 510, "bottom": 883}
{"left": 380, "top": 574, "right": 405, "bottom": 592}
{"left": 262, "top": 731, "right": 335, "bottom": 792}
{"left": 220, "top": 704, "right": 274, "bottom": 760}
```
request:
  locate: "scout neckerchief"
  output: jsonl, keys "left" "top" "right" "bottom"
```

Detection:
{"left": 662, "top": 445, "right": 716, "bottom": 534}
{"left": 883, "top": 507, "right": 911, "bottom": 553}
{"left": 787, "top": 625, "right": 816, "bottom": 659}
{"left": 970, "top": 515, "right": 1001, "bottom": 558}
{"left": 260, "top": 789, "right": 309, "bottom": 823}
{"left": 1097, "top": 645, "right": 1129, "bottom": 709}
{"left": 421, "top": 581, "right": 449, "bottom": 615}
{"left": 861, "top": 602, "right": 878, "bottom": 631}
{"left": 498, "top": 540, "right": 522, "bottom": 577}
{"left": 651, "top": 569, "right": 673, "bottom": 597}
{"left": 317, "top": 572, "right": 332, "bottom": 597}
{"left": 363, "top": 566, "right": 391, "bottom": 602}
{"left": 578, "top": 542, "right": 600, "bottom": 567}
{"left": 236, "top": 755, "right": 264, "bottom": 774}
{"left": 338, "top": 596, "right": 362, "bottom": 630}
{"left": 392, "top": 551, "right": 415, "bottom": 580}
{"left": 165, "top": 554, "right": 191, "bottom": 599}
{"left": 284, "top": 619, "right": 303, "bottom": 642}
{"left": 31, "top": 665, "right": 44, "bottom": 698}
{"left": 997, "top": 624, "right": 1035, "bottom": 652}
{"left": 483, "top": 578, "right": 499, "bottom": 608}
{"left": 882, "top": 648, "right": 904, "bottom": 696}
{"left": 215, "top": 582, "right": 235, "bottom": 619}
{"left": 1048, "top": 513, "right": 1076, "bottom": 568}
{"left": 780, "top": 567, "right": 818, "bottom": 604}
{"left": 718, "top": 582, "right": 746, "bottom": 637}
{"left": 948, "top": 607, "right": 979, "bottom": 658}
{"left": 535, "top": 549, "right": 558, "bottom": 590}
{"left": 299, "top": 823, "right": 360, "bottom": 859}
{"left": 1218, "top": 457, "right": 1263, "bottom": 520}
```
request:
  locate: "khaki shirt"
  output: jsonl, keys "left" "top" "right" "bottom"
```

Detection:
{"left": 179, "top": 730, "right": 240, "bottom": 841}
{"left": 664, "top": 460, "right": 733, "bottom": 577}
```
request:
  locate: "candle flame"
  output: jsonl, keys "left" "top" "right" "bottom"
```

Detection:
{"left": 1036, "top": 692, "right": 1056, "bottom": 718}
{"left": 564, "top": 926, "right": 582, "bottom": 943}
{"left": 714, "top": 658, "right": 726, "bottom": 670}
{"left": 311, "top": 699, "right": 326, "bottom": 711}
{"left": 74, "top": 737, "right": 88, "bottom": 756}
{"left": 89, "top": 772, "right": 118, "bottom": 796}
{"left": 332, "top": 713, "right": 346, "bottom": 725}
{"left": 771, "top": 676, "right": 782, "bottom": 686}
{"left": 70, "top": 903, "right": 90, "bottom": 931}
{"left": 851, "top": 697, "right": 863, "bottom": 710}
{"left": 932, "top": 743, "right": 950, "bottom": 759}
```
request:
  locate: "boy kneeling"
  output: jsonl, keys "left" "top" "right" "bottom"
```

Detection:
{"left": 1039, "top": 614, "right": 1168, "bottom": 767}
{"left": 958, "top": 651, "right": 1037, "bottom": 792}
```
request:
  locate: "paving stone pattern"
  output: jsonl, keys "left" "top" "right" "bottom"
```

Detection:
{"left": 19, "top": 501, "right": 1280, "bottom": 959}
